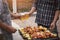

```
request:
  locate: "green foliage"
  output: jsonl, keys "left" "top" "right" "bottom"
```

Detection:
{"left": 18, "top": 8, "right": 30, "bottom": 13}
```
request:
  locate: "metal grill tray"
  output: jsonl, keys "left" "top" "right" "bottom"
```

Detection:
{"left": 18, "top": 30, "right": 59, "bottom": 40}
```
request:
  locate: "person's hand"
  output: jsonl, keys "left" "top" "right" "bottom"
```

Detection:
{"left": 28, "top": 12, "right": 32, "bottom": 16}
{"left": 49, "top": 22, "right": 55, "bottom": 31}
{"left": 21, "top": 12, "right": 32, "bottom": 16}
{"left": 12, "top": 13, "right": 21, "bottom": 19}
{"left": 6, "top": 26, "right": 17, "bottom": 33}
{"left": 9, "top": 27, "right": 17, "bottom": 33}
{"left": 25, "top": 12, "right": 32, "bottom": 17}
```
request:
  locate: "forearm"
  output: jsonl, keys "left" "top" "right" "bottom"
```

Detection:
{"left": 8, "top": 8, "right": 13, "bottom": 16}
{"left": 0, "top": 20, "right": 10, "bottom": 30}
{"left": 0, "top": 20, "right": 14, "bottom": 32}
{"left": 29, "top": 7, "right": 36, "bottom": 14}
{"left": 8, "top": 9, "right": 15, "bottom": 17}
{"left": 53, "top": 11, "right": 60, "bottom": 23}
{"left": 29, "top": 0, "right": 37, "bottom": 14}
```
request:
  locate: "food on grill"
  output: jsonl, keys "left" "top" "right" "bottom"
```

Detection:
{"left": 50, "top": 33, "right": 57, "bottom": 38}
{"left": 31, "top": 32, "right": 46, "bottom": 38}
{"left": 20, "top": 13, "right": 30, "bottom": 21}
{"left": 19, "top": 26, "right": 57, "bottom": 39}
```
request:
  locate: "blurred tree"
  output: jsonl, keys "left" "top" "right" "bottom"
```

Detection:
{"left": 7, "top": 0, "right": 35, "bottom": 12}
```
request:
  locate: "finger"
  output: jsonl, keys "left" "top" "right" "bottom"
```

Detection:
{"left": 49, "top": 27, "right": 53, "bottom": 32}
{"left": 49, "top": 24, "right": 53, "bottom": 30}
{"left": 50, "top": 25, "right": 52, "bottom": 29}
{"left": 52, "top": 26, "right": 55, "bottom": 30}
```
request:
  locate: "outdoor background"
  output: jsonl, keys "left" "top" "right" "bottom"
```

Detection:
{"left": 7, "top": 0, "right": 34, "bottom": 12}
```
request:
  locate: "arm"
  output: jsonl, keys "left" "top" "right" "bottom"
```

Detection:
{"left": 50, "top": 11, "right": 59, "bottom": 30}
{"left": 4, "top": 0, "right": 20, "bottom": 18}
{"left": 29, "top": 7, "right": 36, "bottom": 15}
{"left": 0, "top": 20, "right": 16, "bottom": 33}
{"left": 53, "top": 11, "right": 59, "bottom": 23}
{"left": 0, "top": 0, "right": 17, "bottom": 33}
{"left": 29, "top": 0, "right": 37, "bottom": 15}
{"left": 51, "top": 0, "right": 60, "bottom": 24}
{"left": 50, "top": 0, "right": 60, "bottom": 30}
{"left": 53, "top": 0, "right": 60, "bottom": 23}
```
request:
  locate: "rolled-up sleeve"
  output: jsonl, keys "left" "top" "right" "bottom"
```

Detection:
{"left": 56, "top": 0, "right": 60, "bottom": 10}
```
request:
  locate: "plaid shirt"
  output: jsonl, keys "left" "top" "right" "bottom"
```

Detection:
{"left": 0, "top": 0, "right": 13, "bottom": 40}
{"left": 33, "top": 0, "right": 60, "bottom": 27}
